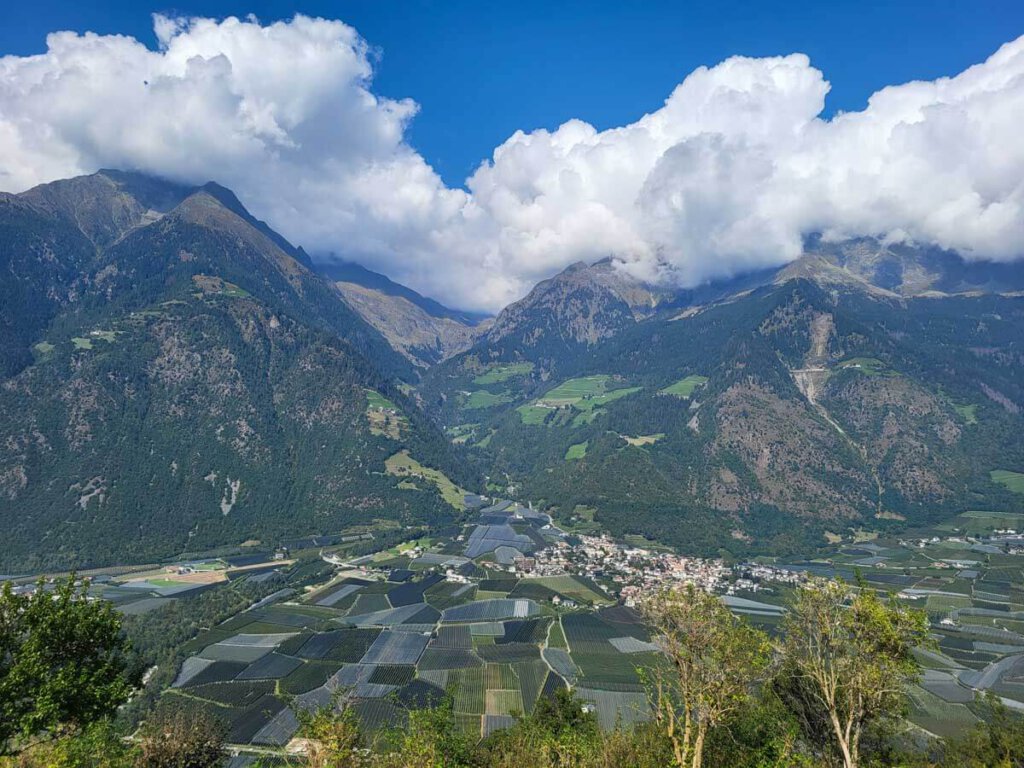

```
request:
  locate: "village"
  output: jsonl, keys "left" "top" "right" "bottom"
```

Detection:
{"left": 402, "top": 498, "right": 808, "bottom": 608}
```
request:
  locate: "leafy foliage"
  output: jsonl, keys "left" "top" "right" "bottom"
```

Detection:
{"left": 639, "top": 585, "right": 772, "bottom": 768}
{"left": 776, "top": 579, "right": 930, "bottom": 768}
{"left": 0, "top": 577, "right": 134, "bottom": 753}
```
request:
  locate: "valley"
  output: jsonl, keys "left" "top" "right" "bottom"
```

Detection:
{"left": 11, "top": 484, "right": 1024, "bottom": 758}
{"left": 2, "top": 170, "right": 1024, "bottom": 761}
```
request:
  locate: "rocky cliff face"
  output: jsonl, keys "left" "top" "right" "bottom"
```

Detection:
{"left": 329, "top": 280, "right": 487, "bottom": 366}
{"left": 482, "top": 258, "right": 671, "bottom": 358}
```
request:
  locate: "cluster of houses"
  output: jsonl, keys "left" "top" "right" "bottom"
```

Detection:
{"left": 504, "top": 531, "right": 802, "bottom": 605}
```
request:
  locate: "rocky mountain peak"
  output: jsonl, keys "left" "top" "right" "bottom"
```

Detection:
{"left": 18, "top": 170, "right": 194, "bottom": 250}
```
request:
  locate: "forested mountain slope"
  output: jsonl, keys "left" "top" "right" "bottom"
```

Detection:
{"left": 420, "top": 262, "right": 1024, "bottom": 557}
{"left": 0, "top": 171, "right": 473, "bottom": 571}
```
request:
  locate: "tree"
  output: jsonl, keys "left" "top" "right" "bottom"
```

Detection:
{"left": 378, "top": 694, "right": 477, "bottom": 768}
{"left": 480, "top": 687, "right": 605, "bottom": 768}
{"left": 135, "top": 706, "right": 225, "bottom": 768}
{"left": 4, "top": 719, "right": 136, "bottom": 768}
{"left": 941, "top": 693, "right": 1024, "bottom": 768}
{"left": 480, "top": 688, "right": 672, "bottom": 768}
{"left": 0, "top": 576, "right": 134, "bottom": 753}
{"left": 777, "top": 579, "right": 929, "bottom": 768}
{"left": 297, "top": 704, "right": 366, "bottom": 768}
{"left": 638, "top": 585, "right": 772, "bottom": 768}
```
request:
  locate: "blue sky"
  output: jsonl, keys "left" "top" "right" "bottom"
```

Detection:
{"left": 5, "top": 0, "right": 1023, "bottom": 188}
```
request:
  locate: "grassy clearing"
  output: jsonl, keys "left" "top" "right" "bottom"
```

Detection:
{"left": 366, "top": 390, "right": 406, "bottom": 439}
{"left": 991, "top": 470, "right": 1024, "bottom": 494}
{"left": 517, "top": 405, "right": 552, "bottom": 425}
{"left": 578, "top": 388, "right": 641, "bottom": 412}
{"left": 366, "top": 390, "right": 398, "bottom": 410}
{"left": 397, "top": 537, "right": 433, "bottom": 553}
{"left": 473, "top": 363, "right": 534, "bottom": 385}
{"left": 71, "top": 337, "right": 94, "bottom": 350}
{"left": 954, "top": 403, "right": 978, "bottom": 425}
{"left": 519, "top": 375, "right": 640, "bottom": 425}
{"left": 386, "top": 450, "right": 468, "bottom": 510}
{"left": 620, "top": 433, "right": 664, "bottom": 447}
{"left": 558, "top": 505, "right": 601, "bottom": 535}
{"left": 564, "top": 442, "right": 588, "bottom": 460}
{"left": 32, "top": 341, "right": 55, "bottom": 358}
{"left": 221, "top": 283, "right": 250, "bottom": 298}
{"left": 572, "top": 409, "right": 603, "bottom": 427}
{"left": 194, "top": 274, "right": 251, "bottom": 298}
{"left": 659, "top": 375, "right": 708, "bottom": 399}
{"left": 448, "top": 424, "right": 478, "bottom": 445}
{"left": 837, "top": 357, "right": 889, "bottom": 376}
{"left": 463, "top": 390, "right": 514, "bottom": 410}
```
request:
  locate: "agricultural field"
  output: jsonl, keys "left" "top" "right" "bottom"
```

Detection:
{"left": 991, "top": 470, "right": 1024, "bottom": 494}
{"left": 472, "top": 363, "right": 534, "bottom": 385}
{"left": 365, "top": 389, "right": 407, "bottom": 439}
{"left": 770, "top": 513, "right": 1024, "bottom": 737}
{"left": 463, "top": 390, "right": 514, "bottom": 410}
{"left": 658, "top": 374, "right": 707, "bottom": 399}
{"left": 385, "top": 450, "right": 469, "bottom": 510}
{"left": 158, "top": 502, "right": 654, "bottom": 758}
{"left": 38, "top": 476, "right": 1024, "bottom": 756}
{"left": 517, "top": 375, "right": 641, "bottom": 426}
{"left": 86, "top": 556, "right": 292, "bottom": 614}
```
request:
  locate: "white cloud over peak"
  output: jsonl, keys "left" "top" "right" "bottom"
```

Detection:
{"left": 1, "top": 15, "right": 1022, "bottom": 312}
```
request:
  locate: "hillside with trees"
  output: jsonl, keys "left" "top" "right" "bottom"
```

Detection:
{"left": 420, "top": 273, "right": 1024, "bottom": 558}
{"left": 0, "top": 172, "right": 475, "bottom": 571}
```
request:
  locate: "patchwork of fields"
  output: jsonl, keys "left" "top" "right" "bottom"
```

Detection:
{"left": 161, "top": 501, "right": 653, "bottom": 756}
{"left": 773, "top": 509, "right": 1024, "bottom": 738}
{"left": 66, "top": 488, "right": 1024, "bottom": 754}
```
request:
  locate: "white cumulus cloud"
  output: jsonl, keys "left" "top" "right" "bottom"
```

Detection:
{"left": 0, "top": 15, "right": 1022, "bottom": 312}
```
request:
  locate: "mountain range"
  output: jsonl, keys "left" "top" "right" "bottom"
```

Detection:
{"left": 419, "top": 235, "right": 1024, "bottom": 556}
{"left": 1, "top": 170, "right": 1022, "bottom": 569}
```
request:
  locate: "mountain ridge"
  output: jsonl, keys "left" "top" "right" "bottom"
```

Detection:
{"left": 3, "top": 168, "right": 1024, "bottom": 568}
{"left": 0, "top": 170, "right": 473, "bottom": 570}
